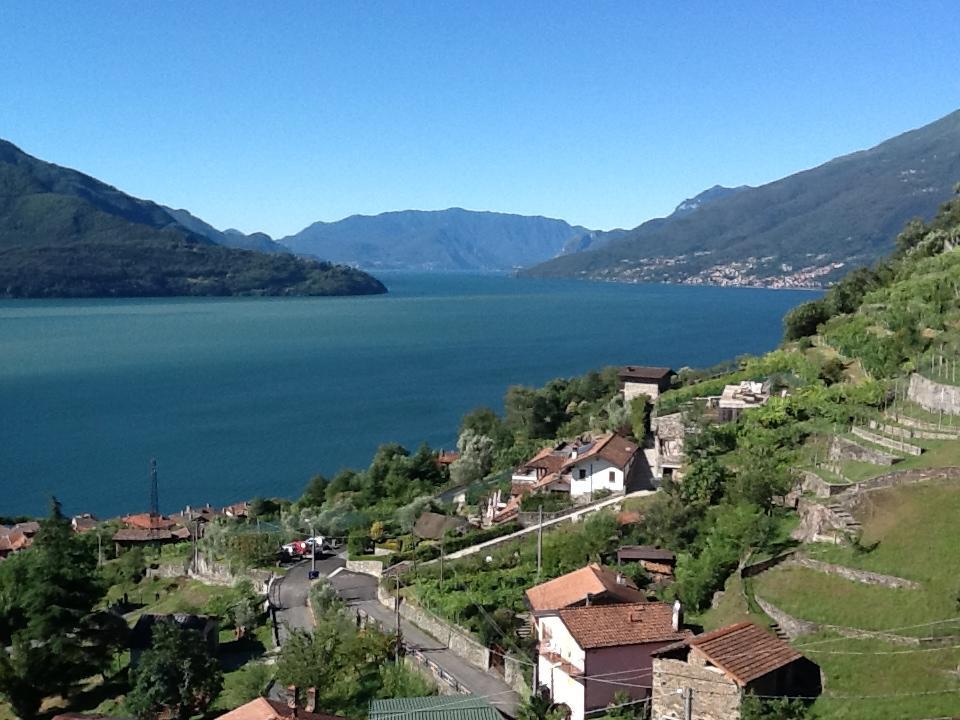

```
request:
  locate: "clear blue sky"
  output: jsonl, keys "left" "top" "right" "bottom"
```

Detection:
{"left": 1, "top": 1, "right": 958, "bottom": 237}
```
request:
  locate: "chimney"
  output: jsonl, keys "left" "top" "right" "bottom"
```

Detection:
{"left": 616, "top": 572, "right": 626, "bottom": 586}
{"left": 672, "top": 600, "right": 683, "bottom": 632}
{"left": 585, "top": 592, "right": 594, "bottom": 606}
{"left": 305, "top": 688, "right": 317, "bottom": 713}
{"left": 287, "top": 686, "right": 299, "bottom": 716}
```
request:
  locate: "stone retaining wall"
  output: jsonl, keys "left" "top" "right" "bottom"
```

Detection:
{"left": 148, "top": 556, "right": 275, "bottom": 592}
{"left": 841, "top": 466, "right": 960, "bottom": 515}
{"left": 346, "top": 559, "right": 384, "bottom": 578}
{"left": 886, "top": 413, "right": 960, "bottom": 435}
{"left": 851, "top": 426, "right": 922, "bottom": 456}
{"left": 829, "top": 436, "right": 899, "bottom": 466}
{"left": 870, "top": 420, "right": 960, "bottom": 441}
{"left": 754, "top": 596, "right": 820, "bottom": 639}
{"left": 908, "top": 373, "right": 960, "bottom": 416}
{"left": 798, "top": 471, "right": 853, "bottom": 499}
{"left": 740, "top": 552, "right": 796, "bottom": 579}
{"left": 788, "top": 557, "right": 920, "bottom": 590}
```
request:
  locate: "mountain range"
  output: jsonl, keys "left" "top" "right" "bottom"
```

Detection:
{"left": 522, "top": 109, "right": 960, "bottom": 287}
{"left": 280, "top": 209, "right": 591, "bottom": 271}
{"left": 0, "top": 140, "right": 385, "bottom": 298}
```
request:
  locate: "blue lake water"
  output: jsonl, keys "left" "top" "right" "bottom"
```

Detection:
{"left": 0, "top": 273, "right": 816, "bottom": 517}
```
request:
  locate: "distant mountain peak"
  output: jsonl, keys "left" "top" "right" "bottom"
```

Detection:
{"left": 671, "top": 185, "right": 749, "bottom": 217}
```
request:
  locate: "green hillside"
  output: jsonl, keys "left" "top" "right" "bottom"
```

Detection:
{"left": 522, "top": 109, "right": 960, "bottom": 287}
{"left": 0, "top": 140, "right": 387, "bottom": 298}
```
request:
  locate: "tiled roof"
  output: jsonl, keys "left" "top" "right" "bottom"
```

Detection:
{"left": 557, "top": 602, "right": 688, "bottom": 649}
{"left": 525, "top": 563, "right": 647, "bottom": 612}
{"left": 686, "top": 622, "right": 803, "bottom": 686}
{"left": 216, "top": 697, "right": 345, "bottom": 720}
{"left": 369, "top": 695, "right": 502, "bottom": 720}
{"left": 112, "top": 528, "right": 176, "bottom": 542}
{"left": 561, "top": 432, "right": 638, "bottom": 472}
{"left": 122, "top": 513, "right": 178, "bottom": 530}
{"left": 412, "top": 511, "right": 469, "bottom": 540}
{"left": 618, "top": 366, "right": 674, "bottom": 381}
{"left": 0, "top": 529, "right": 32, "bottom": 553}
{"left": 517, "top": 444, "right": 569, "bottom": 476}
{"left": 13, "top": 521, "right": 40, "bottom": 535}
{"left": 617, "top": 545, "right": 676, "bottom": 563}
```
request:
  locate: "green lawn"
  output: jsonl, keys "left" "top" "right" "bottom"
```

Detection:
{"left": 837, "top": 435, "right": 960, "bottom": 481}
{"left": 744, "top": 482, "right": 960, "bottom": 719}
{"left": 804, "top": 636, "right": 960, "bottom": 720}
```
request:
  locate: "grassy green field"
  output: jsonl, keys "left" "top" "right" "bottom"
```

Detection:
{"left": 703, "top": 482, "right": 960, "bottom": 719}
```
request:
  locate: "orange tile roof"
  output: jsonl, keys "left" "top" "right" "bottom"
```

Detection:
{"left": 525, "top": 563, "right": 647, "bottom": 612}
{"left": 557, "top": 602, "right": 689, "bottom": 649}
{"left": 0, "top": 529, "right": 31, "bottom": 553}
{"left": 517, "top": 444, "right": 568, "bottom": 476}
{"left": 123, "top": 513, "right": 178, "bottom": 530}
{"left": 216, "top": 697, "right": 345, "bottom": 720}
{"left": 687, "top": 622, "right": 803, "bottom": 686}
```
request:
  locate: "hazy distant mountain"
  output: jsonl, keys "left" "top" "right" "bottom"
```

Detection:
{"left": 163, "top": 206, "right": 287, "bottom": 254}
{"left": 281, "top": 208, "right": 590, "bottom": 271}
{"left": 523, "top": 109, "right": 960, "bottom": 288}
{"left": 0, "top": 139, "right": 386, "bottom": 298}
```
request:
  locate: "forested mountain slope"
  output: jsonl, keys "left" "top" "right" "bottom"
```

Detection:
{"left": 523, "top": 109, "right": 960, "bottom": 288}
{"left": 0, "top": 140, "right": 386, "bottom": 297}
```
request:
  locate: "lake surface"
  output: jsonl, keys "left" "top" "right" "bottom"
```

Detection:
{"left": 0, "top": 273, "right": 815, "bottom": 517}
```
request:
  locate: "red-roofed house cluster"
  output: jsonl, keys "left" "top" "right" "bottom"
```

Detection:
{"left": 526, "top": 563, "right": 820, "bottom": 720}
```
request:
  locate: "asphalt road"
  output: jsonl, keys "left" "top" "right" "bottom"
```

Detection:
{"left": 271, "top": 555, "right": 345, "bottom": 643}
{"left": 271, "top": 559, "right": 520, "bottom": 716}
{"left": 328, "top": 570, "right": 521, "bottom": 717}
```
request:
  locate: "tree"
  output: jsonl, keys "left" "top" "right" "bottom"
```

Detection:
{"left": 449, "top": 429, "right": 495, "bottom": 486}
{"left": 628, "top": 396, "right": 650, "bottom": 442}
{"left": 126, "top": 623, "right": 223, "bottom": 720}
{"left": 517, "top": 693, "right": 566, "bottom": 720}
{"left": 0, "top": 499, "right": 126, "bottom": 717}
{"left": 783, "top": 299, "right": 829, "bottom": 340}
{"left": 299, "top": 474, "right": 328, "bottom": 508}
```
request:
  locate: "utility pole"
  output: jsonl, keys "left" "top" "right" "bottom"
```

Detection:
{"left": 310, "top": 522, "right": 317, "bottom": 575}
{"left": 97, "top": 532, "right": 103, "bottom": 568}
{"left": 536, "top": 505, "right": 543, "bottom": 577}
{"left": 192, "top": 520, "right": 200, "bottom": 571}
{"left": 394, "top": 575, "right": 402, "bottom": 661}
{"left": 439, "top": 538, "right": 444, "bottom": 586}
{"left": 683, "top": 687, "right": 693, "bottom": 720}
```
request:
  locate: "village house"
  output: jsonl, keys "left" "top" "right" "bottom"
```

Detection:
{"left": 650, "top": 622, "right": 821, "bottom": 720}
{"left": 412, "top": 511, "right": 470, "bottom": 541}
{"left": 71, "top": 513, "right": 98, "bottom": 533}
{"left": 217, "top": 690, "right": 346, "bottom": 720}
{"left": 0, "top": 521, "right": 38, "bottom": 558}
{"left": 435, "top": 449, "right": 460, "bottom": 469}
{"left": 651, "top": 412, "right": 686, "bottom": 481}
{"left": 222, "top": 501, "right": 251, "bottom": 519}
{"left": 715, "top": 380, "right": 772, "bottom": 422}
{"left": 526, "top": 563, "right": 648, "bottom": 615}
{"left": 537, "top": 602, "right": 690, "bottom": 720}
{"left": 616, "top": 545, "right": 677, "bottom": 584}
{"left": 113, "top": 511, "right": 193, "bottom": 552}
{"left": 618, "top": 366, "right": 675, "bottom": 403}
{"left": 514, "top": 432, "right": 643, "bottom": 499}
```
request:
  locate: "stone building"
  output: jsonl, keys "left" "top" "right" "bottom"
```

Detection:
{"left": 650, "top": 622, "right": 820, "bottom": 720}
{"left": 619, "top": 366, "right": 675, "bottom": 403}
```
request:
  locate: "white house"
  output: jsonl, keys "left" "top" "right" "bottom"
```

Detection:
{"left": 537, "top": 602, "right": 689, "bottom": 720}
{"left": 561, "top": 433, "right": 640, "bottom": 498}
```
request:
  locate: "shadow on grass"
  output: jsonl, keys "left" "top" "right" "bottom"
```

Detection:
{"left": 219, "top": 637, "right": 267, "bottom": 671}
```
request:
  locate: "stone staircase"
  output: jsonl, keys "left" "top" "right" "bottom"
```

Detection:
{"left": 826, "top": 502, "right": 862, "bottom": 534}
{"left": 769, "top": 621, "right": 790, "bottom": 641}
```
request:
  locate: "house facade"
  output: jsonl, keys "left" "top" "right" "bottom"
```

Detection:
{"left": 618, "top": 366, "right": 675, "bottom": 403}
{"left": 537, "top": 602, "right": 689, "bottom": 720}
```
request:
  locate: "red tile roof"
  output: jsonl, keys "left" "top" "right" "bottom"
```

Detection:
{"left": 122, "top": 513, "right": 178, "bottom": 530}
{"left": 215, "top": 697, "right": 345, "bottom": 720}
{"left": 517, "top": 444, "right": 569, "bottom": 476}
{"left": 0, "top": 529, "right": 31, "bottom": 554}
{"left": 112, "top": 528, "right": 176, "bottom": 542}
{"left": 526, "top": 563, "right": 647, "bottom": 612}
{"left": 557, "top": 602, "right": 689, "bottom": 649}
{"left": 657, "top": 622, "right": 803, "bottom": 687}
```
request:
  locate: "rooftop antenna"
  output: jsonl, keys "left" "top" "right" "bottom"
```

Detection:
{"left": 149, "top": 458, "right": 159, "bottom": 517}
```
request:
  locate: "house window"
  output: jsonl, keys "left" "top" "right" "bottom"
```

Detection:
{"left": 609, "top": 471, "right": 616, "bottom": 483}
{"left": 578, "top": 469, "right": 586, "bottom": 480}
